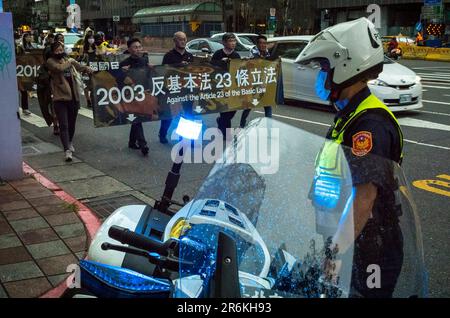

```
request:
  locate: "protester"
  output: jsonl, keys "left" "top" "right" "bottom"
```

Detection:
{"left": 159, "top": 31, "right": 194, "bottom": 144}
{"left": 17, "top": 33, "right": 37, "bottom": 115}
{"left": 119, "top": 38, "right": 152, "bottom": 156}
{"left": 79, "top": 33, "right": 97, "bottom": 108}
{"left": 47, "top": 41, "right": 93, "bottom": 162}
{"left": 211, "top": 33, "right": 241, "bottom": 139}
{"left": 240, "top": 35, "right": 273, "bottom": 128}
{"left": 37, "top": 33, "right": 60, "bottom": 135}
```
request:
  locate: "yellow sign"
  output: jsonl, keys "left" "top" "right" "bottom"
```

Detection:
{"left": 190, "top": 21, "right": 201, "bottom": 33}
{"left": 413, "top": 174, "right": 450, "bottom": 198}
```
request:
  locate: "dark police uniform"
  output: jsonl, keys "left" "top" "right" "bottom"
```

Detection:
{"left": 313, "top": 86, "right": 404, "bottom": 298}
{"left": 159, "top": 49, "right": 194, "bottom": 141}
{"left": 119, "top": 54, "right": 151, "bottom": 150}
{"left": 211, "top": 49, "right": 241, "bottom": 137}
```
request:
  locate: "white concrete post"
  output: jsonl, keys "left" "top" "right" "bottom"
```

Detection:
{"left": 0, "top": 12, "right": 23, "bottom": 181}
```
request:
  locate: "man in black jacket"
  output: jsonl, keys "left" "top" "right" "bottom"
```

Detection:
{"left": 119, "top": 38, "right": 151, "bottom": 156}
{"left": 159, "top": 32, "right": 194, "bottom": 144}
{"left": 211, "top": 33, "right": 241, "bottom": 139}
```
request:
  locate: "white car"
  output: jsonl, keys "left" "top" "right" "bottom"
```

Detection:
{"left": 62, "top": 32, "right": 82, "bottom": 54}
{"left": 268, "top": 36, "right": 423, "bottom": 112}
{"left": 211, "top": 32, "right": 258, "bottom": 50}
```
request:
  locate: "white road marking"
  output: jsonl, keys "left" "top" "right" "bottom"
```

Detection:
{"left": 416, "top": 110, "right": 450, "bottom": 117}
{"left": 403, "top": 139, "right": 450, "bottom": 151}
{"left": 422, "top": 85, "right": 450, "bottom": 89}
{"left": 416, "top": 73, "right": 450, "bottom": 77}
{"left": 423, "top": 99, "right": 450, "bottom": 106}
{"left": 19, "top": 109, "right": 48, "bottom": 128}
{"left": 255, "top": 111, "right": 450, "bottom": 151}
{"left": 398, "top": 118, "right": 450, "bottom": 132}
{"left": 78, "top": 107, "right": 94, "bottom": 119}
{"left": 255, "top": 111, "right": 330, "bottom": 127}
{"left": 412, "top": 67, "right": 450, "bottom": 70}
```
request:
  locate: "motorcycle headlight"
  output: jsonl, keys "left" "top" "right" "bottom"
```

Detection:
{"left": 368, "top": 79, "right": 388, "bottom": 87}
{"left": 415, "top": 76, "right": 421, "bottom": 84}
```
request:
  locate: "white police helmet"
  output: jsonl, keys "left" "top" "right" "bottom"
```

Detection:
{"left": 296, "top": 18, "right": 384, "bottom": 89}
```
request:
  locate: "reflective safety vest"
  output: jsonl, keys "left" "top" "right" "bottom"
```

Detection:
{"left": 312, "top": 94, "right": 404, "bottom": 236}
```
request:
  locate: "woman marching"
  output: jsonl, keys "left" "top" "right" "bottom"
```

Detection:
{"left": 47, "top": 41, "right": 93, "bottom": 162}
{"left": 17, "top": 32, "right": 37, "bottom": 115}
{"left": 79, "top": 33, "right": 97, "bottom": 108}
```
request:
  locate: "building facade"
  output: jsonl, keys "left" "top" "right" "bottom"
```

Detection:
{"left": 317, "top": 0, "right": 450, "bottom": 37}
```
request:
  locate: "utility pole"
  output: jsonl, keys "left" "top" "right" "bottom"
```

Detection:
{"left": 218, "top": 0, "right": 227, "bottom": 32}
{"left": 283, "top": 0, "right": 290, "bottom": 35}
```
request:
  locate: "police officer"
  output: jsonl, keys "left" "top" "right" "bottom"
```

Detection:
{"left": 298, "top": 18, "right": 404, "bottom": 298}
{"left": 159, "top": 31, "right": 194, "bottom": 144}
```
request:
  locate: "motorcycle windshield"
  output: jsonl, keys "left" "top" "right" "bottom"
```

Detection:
{"left": 176, "top": 118, "right": 426, "bottom": 298}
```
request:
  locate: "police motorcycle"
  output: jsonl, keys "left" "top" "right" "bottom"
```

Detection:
{"left": 65, "top": 118, "right": 427, "bottom": 298}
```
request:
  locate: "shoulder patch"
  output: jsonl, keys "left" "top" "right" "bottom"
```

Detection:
{"left": 352, "top": 131, "right": 373, "bottom": 157}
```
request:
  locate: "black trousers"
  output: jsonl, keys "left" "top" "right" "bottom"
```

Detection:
{"left": 350, "top": 221, "right": 404, "bottom": 298}
{"left": 159, "top": 119, "right": 172, "bottom": 138}
{"left": 54, "top": 100, "right": 79, "bottom": 151}
{"left": 240, "top": 106, "right": 273, "bottom": 126}
{"left": 217, "top": 111, "right": 237, "bottom": 137}
{"left": 21, "top": 90, "right": 29, "bottom": 110}
{"left": 129, "top": 122, "right": 147, "bottom": 147}
{"left": 37, "top": 88, "right": 55, "bottom": 126}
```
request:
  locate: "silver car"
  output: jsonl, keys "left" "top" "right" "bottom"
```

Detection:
{"left": 268, "top": 36, "right": 423, "bottom": 112}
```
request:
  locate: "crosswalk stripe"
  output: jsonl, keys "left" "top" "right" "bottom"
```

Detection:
{"left": 19, "top": 109, "right": 48, "bottom": 128}
{"left": 423, "top": 99, "right": 450, "bottom": 106}
{"left": 21, "top": 107, "right": 94, "bottom": 127}
{"left": 78, "top": 107, "right": 94, "bottom": 119}
{"left": 422, "top": 85, "right": 450, "bottom": 89}
{"left": 398, "top": 117, "right": 450, "bottom": 132}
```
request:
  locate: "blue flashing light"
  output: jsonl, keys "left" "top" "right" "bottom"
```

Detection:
{"left": 79, "top": 260, "right": 171, "bottom": 293}
{"left": 313, "top": 175, "right": 342, "bottom": 210}
{"left": 176, "top": 117, "right": 202, "bottom": 140}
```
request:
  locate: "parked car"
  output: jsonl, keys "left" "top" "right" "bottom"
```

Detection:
{"left": 210, "top": 32, "right": 259, "bottom": 49}
{"left": 62, "top": 32, "right": 82, "bottom": 55}
{"left": 268, "top": 36, "right": 423, "bottom": 112}
{"left": 186, "top": 38, "right": 251, "bottom": 58}
{"left": 186, "top": 38, "right": 225, "bottom": 58}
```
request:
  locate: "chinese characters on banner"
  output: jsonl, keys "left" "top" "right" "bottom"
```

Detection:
{"left": 90, "top": 57, "right": 282, "bottom": 128}
{"left": 13, "top": 51, "right": 283, "bottom": 127}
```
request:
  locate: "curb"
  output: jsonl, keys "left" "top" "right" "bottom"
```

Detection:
{"left": 21, "top": 162, "right": 102, "bottom": 298}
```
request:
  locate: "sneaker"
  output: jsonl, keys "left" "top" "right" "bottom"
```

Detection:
{"left": 65, "top": 150, "right": 73, "bottom": 162}
{"left": 23, "top": 110, "right": 31, "bottom": 116}
{"left": 69, "top": 142, "right": 75, "bottom": 153}
{"left": 159, "top": 135, "right": 168, "bottom": 145}
{"left": 141, "top": 146, "right": 149, "bottom": 157}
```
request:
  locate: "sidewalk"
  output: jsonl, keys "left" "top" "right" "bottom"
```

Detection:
{"left": 0, "top": 166, "right": 99, "bottom": 298}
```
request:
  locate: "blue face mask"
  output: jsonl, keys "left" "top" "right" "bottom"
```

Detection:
{"left": 335, "top": 99, "right": 350, "bottom": 110}
{"left": 315, "top": 70, "right": 331, "bottom": 101}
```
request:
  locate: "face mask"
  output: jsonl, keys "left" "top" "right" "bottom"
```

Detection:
{"left": 315, "top": 70, "right": 331, "bottom": 101}
{"left": 335, "top": 99, "right": 350, "bottom": 110}
{"left": 88, "top": 38, "right": 95, "bottom": 44}
{"left": 54, "top": 53, "right": 66, "bottom": 60}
